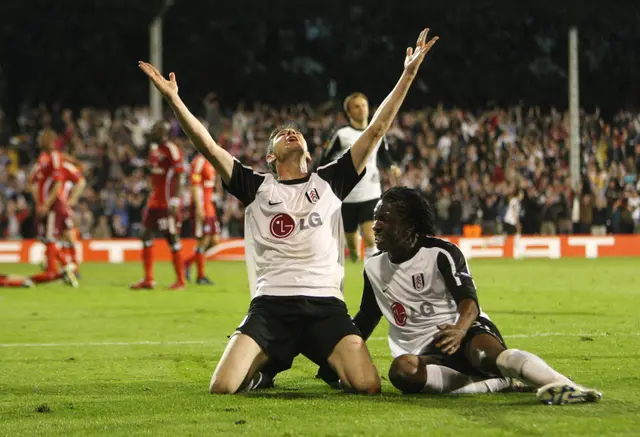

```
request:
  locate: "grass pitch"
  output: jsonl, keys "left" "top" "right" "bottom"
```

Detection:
{"left": 1, "top": 258, "right": 639, "bottom": 436}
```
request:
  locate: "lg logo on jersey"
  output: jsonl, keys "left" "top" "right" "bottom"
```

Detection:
{"left": 390, "top": 301, "right": 452, "bottom": 326}
{"left": 269, "top": 212, "right": 324, "bottom": 238}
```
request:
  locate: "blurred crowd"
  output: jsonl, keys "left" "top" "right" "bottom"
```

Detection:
{"left": 1, "top": 97, "right": 639, "bottom": 240}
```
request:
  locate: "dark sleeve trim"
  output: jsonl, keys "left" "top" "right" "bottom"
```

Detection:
{"left": 352, "top": 270, "right": 382, "bottom": 340}
{"left": 316, "top": 149, "right": 366, "bottom": 201}
{"left": 221, "top": 159, "right": 266, "bottom": 206}
{"left": 436, "top": 249, "right": 479, "bottom": 308}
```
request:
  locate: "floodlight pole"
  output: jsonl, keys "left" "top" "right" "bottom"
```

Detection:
{"left": 149, "top": 0, "right": 174, "bottom": 122}
{"left": 568, "top": 27, "right": 580, "bottom": 191}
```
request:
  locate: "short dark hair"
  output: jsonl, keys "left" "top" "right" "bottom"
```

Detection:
{"left": 380, "top": 187, "right": 436, "bottom": 237}
{"left": 267, "top": 124, "right": 299, "bottom": 173}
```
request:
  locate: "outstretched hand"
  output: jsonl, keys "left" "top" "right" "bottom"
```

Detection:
{"left": 404, "top": 28, "right": 439, "bottom": 76}
{"left": 138, "top": 61, "right": 179, "bottom": 100}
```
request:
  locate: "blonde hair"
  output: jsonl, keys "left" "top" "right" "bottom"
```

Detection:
{"left": 343, "top": 92, "right": 368, "bottom": 116}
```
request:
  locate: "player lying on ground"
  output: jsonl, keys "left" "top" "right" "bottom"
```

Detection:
{"left": 0, "top": 274, "right": 34, "bottom": 288}
{"left": 140, "top": 28, "right": 438, "bottom": 394}
{"left": 0, "top": 270, "right": 75, "bottom": 288}
{"left": 130, "top": 121, "right": 187, "bottom": 290}
{"left": 320, "top": 187, "right": 602, "bottom": 405}
{"left": 318, "top": 92, "right": 401, "bottom": 263}
{"left": 184, "top": 152, "right": 221, "bottom": 285}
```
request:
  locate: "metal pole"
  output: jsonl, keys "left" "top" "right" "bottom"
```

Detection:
{"left": 569, "top": 27, "right": 580, "bottom": 190}
{"left": 149, "top": 16, "right": 163, "bottom": 122}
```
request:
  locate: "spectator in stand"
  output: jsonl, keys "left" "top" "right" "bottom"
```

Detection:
{"left": 0, "top": 197, "right": 30, "bottom": 239}
{"left": 77, "top": 201, "right": 95, "bottom": 239}
{"left": 540, "top": 190, "right": 558, "bottom": 235}
{"left": 93, "top": 215, "right": 112, "bottom": 239}
{"left": 127, "top": 191, "right": 146, "bottom": 238}
{"left": 111, "top": 214, "right": 128, "bottom": 238}
{"left": 579, "top": 193, "right": 594, "bottom": 234}
{"left": 480, "top": 191, "right": 499, "bottom": 235}
{"left": 591, "top": 198, "right": 608, "bottom": 236}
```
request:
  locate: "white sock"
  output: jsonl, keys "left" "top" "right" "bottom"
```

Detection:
{"left": 496, "top": 349, "right": 572, "bottom": 388}
{"left": 364, "top": 246, "right": 376, "bottom": 261}
{"left": 423, "top": 365, "right": 511, "bottom": 394}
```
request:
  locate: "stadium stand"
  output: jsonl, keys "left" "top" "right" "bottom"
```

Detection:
{"left": 1, "top": 102, "right": 639, "bottom": 240}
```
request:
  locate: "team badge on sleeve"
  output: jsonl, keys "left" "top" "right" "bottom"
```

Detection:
{"left": 306, "top": 188, "right": 320, "bottom": 204}
{"left": 412, "top": 273, "right": 425, "bottom": 291}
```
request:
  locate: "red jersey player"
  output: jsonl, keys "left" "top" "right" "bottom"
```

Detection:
{"left": 59, "top": 160, "right": 86, "bottom": 272}
{"left": 28, "top": 129, "right": 78, "bottom": 287}
{"left": 184, "top": 153, "right": 221, "bottom": 284}
{"left": 130, "top": 121, "right": 186, "bottom": 290}
{"left": 1, "top": 160, "right": 83, "bottom": 290}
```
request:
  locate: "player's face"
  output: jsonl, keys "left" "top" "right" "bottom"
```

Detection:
{"left": 271, "top": 128, "right": 309, "bottom": 161}
{"left": 372, "top": 199, "right": 403, "bottom": 252}
{"left": 347, "top": 97, "right": 369, "bottom": 124}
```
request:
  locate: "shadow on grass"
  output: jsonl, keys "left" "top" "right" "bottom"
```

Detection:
{"left": 244, "top": 389, "right": 539, "bottom": 408}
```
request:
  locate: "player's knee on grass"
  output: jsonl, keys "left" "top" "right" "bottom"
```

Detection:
{"left": 209, "top": 334, "right": 269, "bottom": 395}
{"left": 330, "top": 335, "right": 380, "bottom": 394}
{"left": 209, "top": 377, "right": 235, "bottom": 394}
{"left": 388, "top": 354, "right": 425, "bottom": 393}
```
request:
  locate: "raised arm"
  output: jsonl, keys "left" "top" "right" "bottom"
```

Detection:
{"left": 349, "top": 28, "right": 438, "bottom": 174}
{"left": 138, "top": 62, "right": 234, "bottom": 185}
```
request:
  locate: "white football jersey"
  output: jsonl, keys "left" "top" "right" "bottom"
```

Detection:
{"left": 321, "top": 126, "right": 391, "bottom": 203}
{"left": 224, "top": 151, "right": 365, "bottom": 301}
{"left": 362, "top": 237, "right": 489, "bottom": 358}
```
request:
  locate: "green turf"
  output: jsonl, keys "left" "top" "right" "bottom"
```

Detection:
{"left": 1, "top": 258, "right": 639, "bottom": 436}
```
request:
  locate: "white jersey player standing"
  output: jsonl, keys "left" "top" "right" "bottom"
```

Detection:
{"left": 139, "top": 28, "right": 439, "bottom": 394}
{"left": 344, "top": 187, "right": 602, "bottom": 405}
{"left": 319, "top": 93, "right": 401, "bottom": 262}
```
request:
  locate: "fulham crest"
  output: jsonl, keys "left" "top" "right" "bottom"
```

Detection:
{"left": 306, "top": 188, "right": 320, "bottom": 204}
{"left": 412, "top": 273, "right": 425, "bottom": 291}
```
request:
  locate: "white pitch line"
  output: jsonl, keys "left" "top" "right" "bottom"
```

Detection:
{"left": 0, "top": 332, "right": 638, "bottom": 348}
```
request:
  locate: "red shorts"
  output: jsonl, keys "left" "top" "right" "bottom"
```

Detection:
{"left": 37, "top": 200, "right": 74, "bottom": 241}
{"left": 193, "top": 216, "right": 221, "bottom": 238}
{"left": 142, "top": 207, "right": 182, "bottom": 234}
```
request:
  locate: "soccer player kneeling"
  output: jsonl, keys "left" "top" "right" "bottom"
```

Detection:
{"left": 140, "top": 28, "right": 438, "bottom": 394}
{"left": 345, "top": 187, "right": 602, "bottom": 405}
